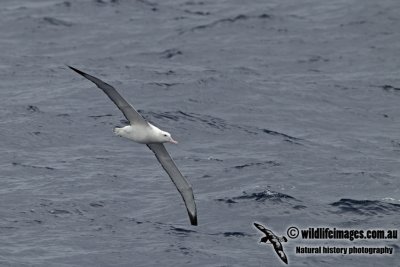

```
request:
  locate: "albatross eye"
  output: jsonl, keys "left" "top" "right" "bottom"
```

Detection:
{"left": 163, "top": 134, "right": 167, "bottom": 137}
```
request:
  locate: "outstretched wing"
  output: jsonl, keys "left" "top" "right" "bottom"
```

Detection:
{"left": 147, "top": 143, "right": 197, "bottom": 225}
{"left": 273, "top": 245, "right": 288, "bottom": 264}
{"left": 68, "top": 66, "right": 148, "bottom": 126}
{"left": 254, "top": 222, "right": 269, "bottom": 234}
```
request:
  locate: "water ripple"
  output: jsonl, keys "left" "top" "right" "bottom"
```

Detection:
{"left": 330, "top": 199, "right": 400, "bottom": 216}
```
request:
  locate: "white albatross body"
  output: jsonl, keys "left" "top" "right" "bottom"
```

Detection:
{"left": 68, "top": 66, "right": 197, "bottom": 225}
{"left": 114, "top": 123, "right": 177, "bottom": 144}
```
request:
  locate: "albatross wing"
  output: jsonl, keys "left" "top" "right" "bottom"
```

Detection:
{"left": 147, "top": 143, "right": 197, "bottom": 225}
{"left": 68, "top": 66, "right": 148, "bottom": 126}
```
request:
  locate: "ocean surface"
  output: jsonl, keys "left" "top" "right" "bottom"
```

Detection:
{"left": 1, "top": 0, "right": 399, "bottom": 266}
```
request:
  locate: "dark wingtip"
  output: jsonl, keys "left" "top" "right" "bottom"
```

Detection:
{"left": 254, "top": 222, "right": 263, "bottom": 229}
{"left": 189, "top": 214, "right": 198, "bottom": 226}
{"left": 67, "top": 65, "right": 87, "bottom": 77}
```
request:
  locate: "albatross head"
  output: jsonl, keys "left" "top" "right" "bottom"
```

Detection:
{"left": 160, "top": 131, "right": 178, "bottom": 144}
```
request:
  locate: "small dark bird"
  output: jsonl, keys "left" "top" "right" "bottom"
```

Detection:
{"left": 254, "top": 222, "right": 288, "bottom": 264}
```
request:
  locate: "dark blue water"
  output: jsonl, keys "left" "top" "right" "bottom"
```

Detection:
{"left": 1, "top": 0, "right": 399, "bottom": 266}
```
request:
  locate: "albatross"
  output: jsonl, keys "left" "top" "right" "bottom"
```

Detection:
{"left": 68, "top": 66, "right": 197, "bottom": 226}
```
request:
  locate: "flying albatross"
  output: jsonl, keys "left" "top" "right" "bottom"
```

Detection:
{"left": 68, "top": 66, "right": 197, "bottom": 225}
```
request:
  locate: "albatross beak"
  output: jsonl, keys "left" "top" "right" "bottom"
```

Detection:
{"left": 169, "top": 138, "right": 178, "bottom": 144}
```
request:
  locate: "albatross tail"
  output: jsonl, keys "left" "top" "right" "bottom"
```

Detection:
{"left": 113, "top": 127, "right": 122, "bottom": 136}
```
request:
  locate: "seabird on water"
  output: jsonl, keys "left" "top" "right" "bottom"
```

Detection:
{"left": 68, "top": 66, "right": 197, "bottom": 226}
